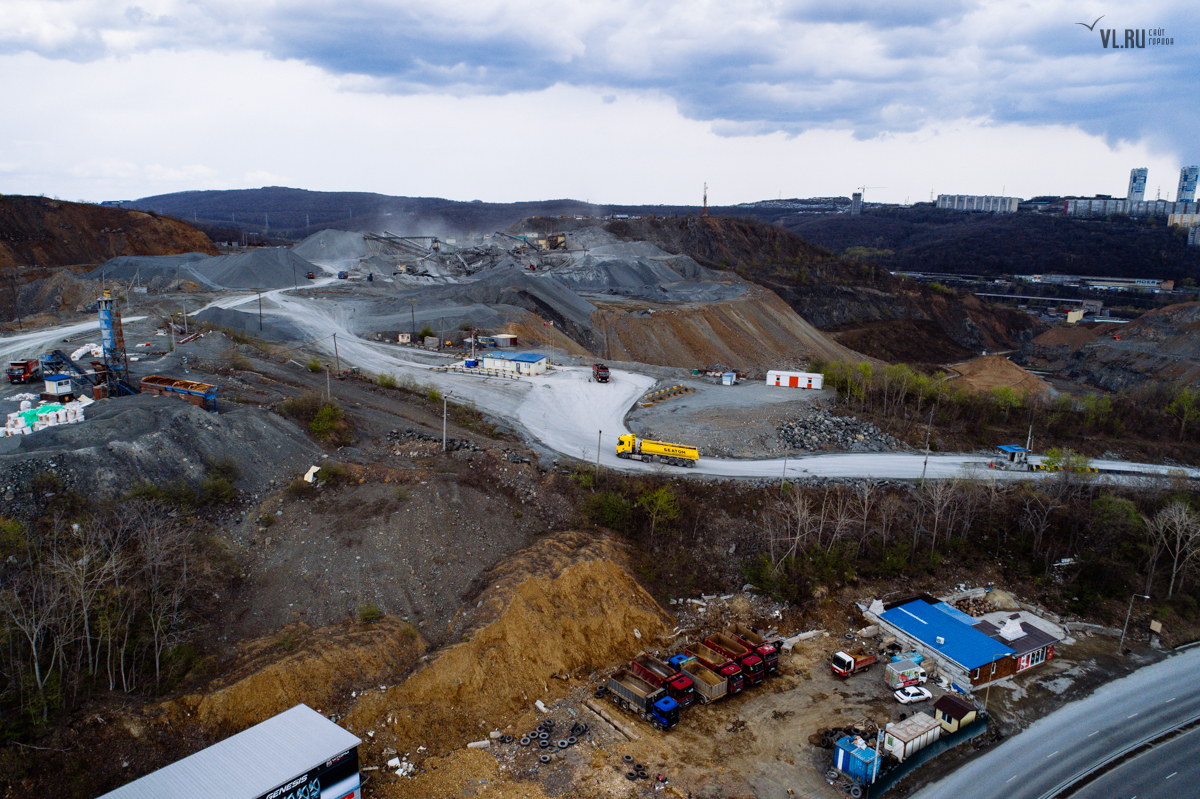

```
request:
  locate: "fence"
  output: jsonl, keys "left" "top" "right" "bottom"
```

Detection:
{"left": 865, "top": 717, "right": 988, "bottom": 798}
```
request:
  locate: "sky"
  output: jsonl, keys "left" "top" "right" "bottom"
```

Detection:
{"left": 1, "top": 1, "right": 1197, "bottom": 206}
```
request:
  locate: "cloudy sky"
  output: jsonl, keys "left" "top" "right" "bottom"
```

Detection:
{"left": 1, "top": 1, "right": 1196, "bottom": 205}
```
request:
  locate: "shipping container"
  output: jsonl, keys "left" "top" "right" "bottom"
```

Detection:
{"left": 835, "top": 735, "right": 881, "bottom": 785}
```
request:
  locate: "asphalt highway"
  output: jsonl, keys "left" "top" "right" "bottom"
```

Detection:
{"left": 911, "top": 648, "right": 1200, "bottom": 799}
{"left": 1071, "top": 725, "right": 1200, "bottom": 799}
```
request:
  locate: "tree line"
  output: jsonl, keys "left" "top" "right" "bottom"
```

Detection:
{"left": 0, "top": 499, "right": 210, "bottom": 736}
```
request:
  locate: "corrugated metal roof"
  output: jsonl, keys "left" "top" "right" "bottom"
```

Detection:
{"left": 881, "top": 600, "right": 1014, "bottom": 671}
{"left": 933, "top": 601, "right": 980, "bottom": 626}
{"left": 486, "top": 352, "right": 547, "bottom": 363}
{"left": 997, "top": 445, "right": 1028, "bottom": 453}
{"left": 974, "top": 618, "right": 1059, "bottom": 656}
{"left": 99, "top": 704, "right": 360, "bottom": 799}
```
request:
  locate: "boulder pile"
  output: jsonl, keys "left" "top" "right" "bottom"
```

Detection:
{"left": 778, "top": 407, "right": 898, "bottom": 453}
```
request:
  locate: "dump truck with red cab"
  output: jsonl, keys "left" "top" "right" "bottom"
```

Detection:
{"left": 592, "top": 363, "right": 610, "bottom": 382}
{"left": 669, "top": 655, "right": 729, "bottom": 704}
{"left": 726, "top": 623, "right": 780, "bottom": 673}
{"left": 706, "top": 633, "right": 765, "bottom": 686}
{"left": 6, "top": 360, "right": 41, "bottom": 384}
{"left": 605, "top": 668, "right": 680, "bottom": 730}
{"left": 630, "top": 654, "right": 695, "bottom": 708}
{"left": 684, "top": 642, "right": 744, "bottom": 694}
{"left": 831, "top": 647, "right": 878, "bottom": 677}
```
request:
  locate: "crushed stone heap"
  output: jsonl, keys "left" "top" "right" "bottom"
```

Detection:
{"left": 778, "top": 407, "right": 898, "bottom": 453}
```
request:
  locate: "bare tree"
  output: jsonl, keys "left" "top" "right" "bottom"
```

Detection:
{"left": 1144, "top": 502, "right": 1200, "bottom": 598}
{"left": 1, "top": 571, "right": 65, "bottom": 720}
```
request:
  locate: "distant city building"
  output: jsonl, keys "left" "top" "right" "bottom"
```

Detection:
{"left": 936, "top": 195, "right": 1019, "bottom": 213}
{"left": 1018, "top": 274, "right": 1174, "bottom": 292}
{"left": 1065, "top": 198, "right": 1200, "bottom": 218}
{"left": 1178, "top": 166, "right": 1199, "bottom": 202}
{"left": 1169, "top": 213, "right": 1200, "bottom": 228}
{"left": 851, "top": 192, "right": 863, "bottom": 215}
{"left": 1191, "top": 226, "right": 1200, "bottom": 247}
{"left": 1127, "top": 167, "right": 1148, "bottom": 202}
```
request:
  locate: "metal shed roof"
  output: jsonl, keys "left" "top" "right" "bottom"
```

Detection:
{"left": 486, "top": 352, "right": 547, "bottom": 363}
{"left": 880, "top": 600, "right": 1015, "bottom": 671}
{"left": 997, "top": 445, "right": 1028, "bottom": 453}
{"left": 98, "top": 704, "right": 360, "bottom": 799}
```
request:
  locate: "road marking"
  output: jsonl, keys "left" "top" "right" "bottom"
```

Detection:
{"left": 1006, "top": 775, "right": 1018, "bottom": 783}
{"left": 1166, "top": 772, "right": 1177, "bottom": 779}
{"left": 1088, "top": 730, "right": 1099, "bottom": 737}
{"left": 1128, "top": 712, "right": 1139, "bottom": 718}
{"left": 1047, "top": 751, "right": 1059, "bottom": 758}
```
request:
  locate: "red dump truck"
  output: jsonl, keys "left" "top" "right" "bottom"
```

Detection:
{"left": 630, "top": 654, "right": 695, "bottom": 708}
{"left": 685, "top": 642, "right": 744, "bottom": 694}
{"left": 831, "top": 647, "right": 878, "bottom": 678}
{"left": 726, "top": 623, "right": 780, "bottom": 674}
{"left": 671, "top": 656, "right": 729, "bottom": 705}
{"left": 592, "top": 363, "right": 610, "bottom": 382}
{"left": 6, "top": 360, "right": 41, "bottom": 384}
{"left": 706, "top": 633, "right": 765, "bottom": 686}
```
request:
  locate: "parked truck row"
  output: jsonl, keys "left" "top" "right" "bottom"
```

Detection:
{"left": 601, "top": 624, "right": 783, "bottom": 729}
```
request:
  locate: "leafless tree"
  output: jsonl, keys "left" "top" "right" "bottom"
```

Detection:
{"left": 1144, "top": 502, "right": 1200, "bottom": 598}
{"left": 1, "top": 571, "right": 65, "bottom": 720}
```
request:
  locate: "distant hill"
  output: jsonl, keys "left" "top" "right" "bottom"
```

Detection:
{"left": 0, "top": 195, "right": 217, "bottom": 270}
{"left": 122, "top": 187, "right": 839, "bottom": 241}
{"left": 777, "top": 205, "right": 1200, "bottom": 282}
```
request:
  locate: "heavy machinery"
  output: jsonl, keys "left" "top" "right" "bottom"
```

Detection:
{"left": 706, "top": 633, "right": 765, "bottom": 686}
{"left": 725, "top": 623, "right": 781, "bottom": 673}
{"left": 831, "top": 648, "right": 877, "bottom": 678}
{"left": 592, "top": 363, "right": 610, "bottom": 383}
{"left": 684, "top": 643, "right": 744, "bottom": 694}
{"left": 675, "top": 657, "right": 728, "bottom": 704}
{"left": 605, "top": 668, "right": 680, "bottom": 730}
{"left": 6, "top": 360, "right": 41, "bottom": 384}
{"left": 616, "top": 434, "right": 699, "bottom": 467}
{"left": 630, "top": 654, "right": 695, "bottom": 708}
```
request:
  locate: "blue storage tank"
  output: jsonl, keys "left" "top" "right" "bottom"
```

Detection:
{"left": 835, "top": 735, "right": 880, "bottom": 785}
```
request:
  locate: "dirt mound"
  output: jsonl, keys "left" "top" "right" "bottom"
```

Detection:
{"left": 1033, "top": 325, "right": 1101, "bottom": 349}
{"left": 342, "top": 531, "right": 671, "bottom": 757}
{"left": 1061, "top": 303, "right": 1200, "bottom": 390}
{"left": 0, "top": 195, "right": 216, "bottom": 270}
{"left": 167, "top": 618, "right": 425, "bottom": 733}
{"left": 11, "top": 269, "right": 99, "bottom": 319}
{"left": 947, "top": 355, "right": 1053, "bottom": 395}
{"left": 597, "top": 284, "right": 865, "bottom": 369}
{"left": 0, "top": 394, "right": 321, "bottom": 517}
{"left": 90, "top": 248, "right": 318, "bottom": 290}
{"left": 293, "top": 229, "right": 372, "bottom": 264}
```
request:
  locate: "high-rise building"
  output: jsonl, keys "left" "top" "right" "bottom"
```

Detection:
{"left": 1128, "top": 168, "right": 1148, "bottom": 202}
{"left": 1178, "top": 165, "right": 1199, "bottom": 202}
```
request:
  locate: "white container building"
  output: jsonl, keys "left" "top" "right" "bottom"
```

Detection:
{"left": 766, "top": 370, "right": 823, "bottom": 389}
{"left": 883, "top": 711, "right": 941, "bottom": 761}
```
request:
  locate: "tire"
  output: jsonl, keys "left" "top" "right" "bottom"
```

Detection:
{"left": 850, "top": 787, "right": 862, "bottom": 798}
{"left": 540, "top": 754, "right": 551, "bottom": 764}
{"left": 626, "top": 772, "right": 638, "bottom": 781}
{"left": 826, "top": 769, "right": 839, "bottom": 781}
{"left": 557, "top": 740, "right": 569, "bottom": 749}
{"left": 567, "top": 736, "right": 578, "bottom": 746}
{"left": 637, "top": 770, "right": 649, "bottom": 780}
{"left": 635, "top": 764, "right": 645, "bottom": 772}
{"left": 623, "top": 754, "right": 634, "bottom": 763}
{"left": 520, "top": 737, "right": 530, "bottom": 746}
{"left": 539, "top": 740, "right": 549, "bottom": 749}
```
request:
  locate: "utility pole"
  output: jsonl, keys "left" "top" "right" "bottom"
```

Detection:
{"left": 181, "top": 299, "right": 188, "bottom": 335}
{"left": 596, "top": 430, "right": 602, "bottom": 481}
{"left": 781, "top": 453, "right": 788, "bottom": 493}
{"left": 326, "top": 366, "right": 331, "bottom": 400}
{"left": 443, "top": 393, "right": 449, "bottom": 451}
{"left": 257, "top": 291, "right": 263, "bottom": 330}
{"left": 1119, "top": 594, "right": 1150, "bottom": 654}
{"left": 920, "top": 406, "right": 934, "bottom": 483}
{"left": 332, "top": 333, "right": 341, "bottom": 374}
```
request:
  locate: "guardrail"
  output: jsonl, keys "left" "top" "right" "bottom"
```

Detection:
{"left": 639, "top": 385, "right": 693, "bottom": 406}
{"left": 433, "top": 365, "right": 522, "bottom": 380}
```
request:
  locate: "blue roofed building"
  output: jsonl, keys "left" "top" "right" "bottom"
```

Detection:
{"left": 874, "top": 599, "right": 1016, "bottom": 688}
{"left": 481, "top": 351, "right": 549, "bottom": 375}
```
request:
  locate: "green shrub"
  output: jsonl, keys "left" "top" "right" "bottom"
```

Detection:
{"left": 377, "top": 372, "right": 398, "bottom": 388}
{"left": 359, "top": 603, "right": 384, "bottom": 623}
{"left": 307, "top": 358, "right": 323, "bottom": 372}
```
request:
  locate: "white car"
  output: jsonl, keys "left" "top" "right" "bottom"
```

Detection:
{"left": 894, "top": 686, "right": 932, "bottom": 704}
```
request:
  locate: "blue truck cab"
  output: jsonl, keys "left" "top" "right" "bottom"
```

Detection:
{"left": 652, "top": 696, "right": 680, "bottom": 730}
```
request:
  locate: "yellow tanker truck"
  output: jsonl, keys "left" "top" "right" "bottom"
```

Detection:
{"left": 616, "top": 434, "right": 699, "bottom": 467}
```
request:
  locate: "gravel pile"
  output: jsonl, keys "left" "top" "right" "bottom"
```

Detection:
{"left": 387, "top": 427, "right": 484, "bottom": 453}
{"left": 778, "top": 407, "right": 898, "bottom": 452}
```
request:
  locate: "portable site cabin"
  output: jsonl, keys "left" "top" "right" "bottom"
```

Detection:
{"left": 883, "top": 711, "right": 941, "bottom": 761}
{"left": 43, "top": 374, "right": 75, "bottom": 398}
{"left": 933, "top": 694, "right": 978, "bottom": 734}
{"left": 480, "top": 352, "right": 549, "bottom": 375}
{"left": 834, "top": 735, "right": 881, "bottom": 785}
{"left": 766, "top": 370, "right": 823, "bottom": 389}
{"left": 995, "top": 445, "right": 1029, "bottom": 468}
{"left": 721, "top": 372, "right": 737, "bottom": 386}
{"left": 98, "top": 704, "right": 361, "bottom": 799}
